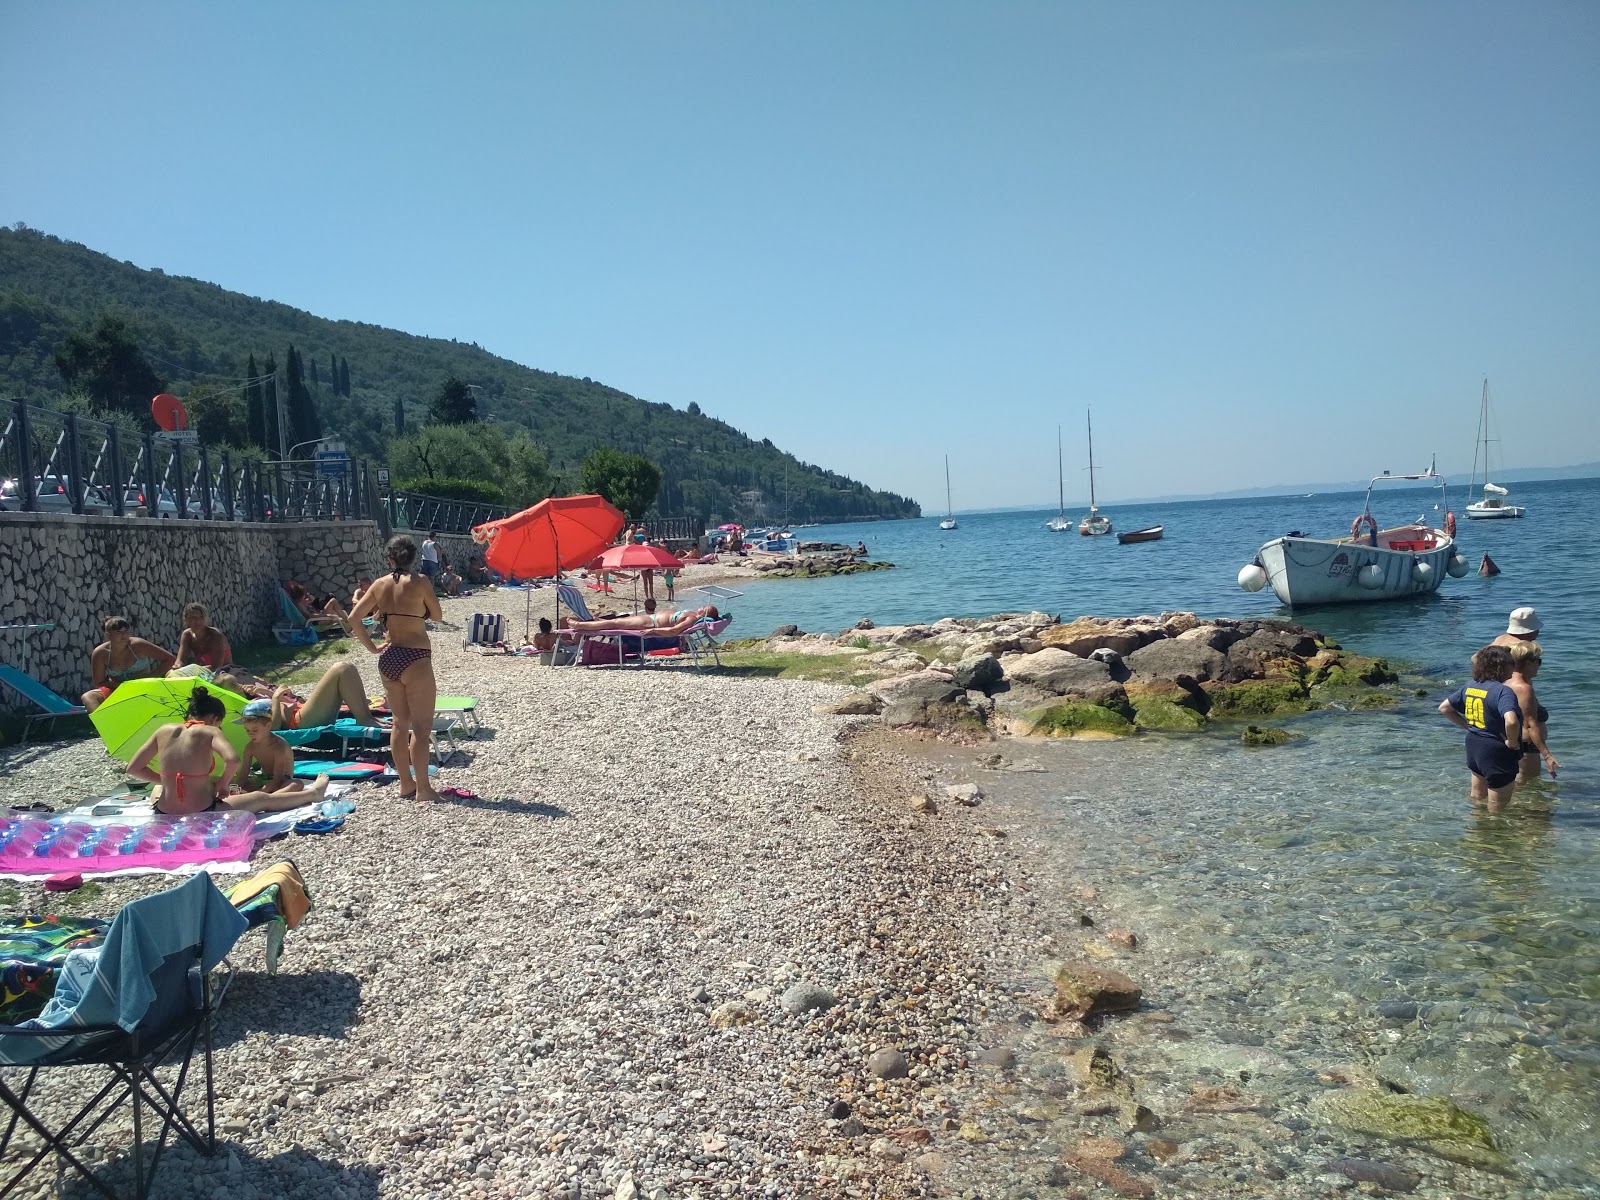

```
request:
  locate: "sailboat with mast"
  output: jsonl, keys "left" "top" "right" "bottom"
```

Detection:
{"left": 1465, "top": 378, "right": 1525, "bottom": 520}
{"left": 1045, "top": 425, "right": 1072, "bottom": 531}
{"left": 939, "top": 455, "right": 958, "bottom": 530}
{"left": 1077, "top": 411, "right": 1112, "bottom": 536}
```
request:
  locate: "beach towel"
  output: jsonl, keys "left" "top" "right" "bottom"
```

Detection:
{"left": 293, "top": 760, "right": 383, "bottom": 779}
{"left": 227, "top": 861, "right": 312, "bottom": 930}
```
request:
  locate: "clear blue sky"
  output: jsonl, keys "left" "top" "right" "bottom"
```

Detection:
{"left": 3, "top": 2, "right": 1597, "bottom": 510}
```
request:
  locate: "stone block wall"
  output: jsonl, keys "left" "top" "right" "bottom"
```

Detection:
{"left": 0, "top": 514, "right": 388, "bottom": 710}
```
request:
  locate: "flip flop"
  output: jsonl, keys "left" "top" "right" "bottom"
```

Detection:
{"left": 437, "top": 786, "right": 479, "bottom": 800}
{"left": 293, "top": 815, "right": 345, "bottom": 834}
{"left": 397, "top": 790, "right": 417, "bottom": 801}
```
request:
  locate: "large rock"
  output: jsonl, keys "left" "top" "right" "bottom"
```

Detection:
{"left": 1125, "top": 639, "right": 1242, "bottom": 685}
{"left": 1225, "top": 628, "right": 1320, "bottom": 672}
{"left": 820, "top": 691, "right": 884, "bottom": 716}
{"left": 1054, "top": 963, "right": 1142, "bottom": 1020}
{"left": 1007, "top": 649, "right": 1123, "bottom": 704}
{"left": 1029, "top": 703, "right": 1135, "bottom": 738}
{"left": 1175, "top": 623, "right": 1248, "bottom": 652}
{"left": 867, "top": 668, "right": 962, "bottom": 706}
{"left": 951, "top": 653, "right": 1003, "bottom": 692}
{"left": 1311, "top": 1091, "right": 1509, "bottom": 1172}
{"left": 1039, "top": 612, "right": 1199, "bottom": 656}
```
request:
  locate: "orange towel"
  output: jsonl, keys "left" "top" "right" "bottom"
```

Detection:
{"left": 228, "top": 860, "right": 312, "bottom": 930}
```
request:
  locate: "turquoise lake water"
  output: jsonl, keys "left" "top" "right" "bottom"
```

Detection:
{"left": 725, "top": 477, "right": 1599, "bottom": 1188}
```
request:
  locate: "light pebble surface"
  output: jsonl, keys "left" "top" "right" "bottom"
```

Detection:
{"left": 0, "top": 586, "right": 1027, "bottom": 1199}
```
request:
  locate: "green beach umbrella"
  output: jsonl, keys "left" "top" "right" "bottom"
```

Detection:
{"left": 90, "top": 677, "right": 251, "bottom": 771}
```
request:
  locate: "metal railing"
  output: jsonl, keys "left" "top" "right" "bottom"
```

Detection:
{"left": 386, "top": 491, "right": 510, "bottom": 535}
{"left": 0, "top": 400, "right": 377, "bottom": 524}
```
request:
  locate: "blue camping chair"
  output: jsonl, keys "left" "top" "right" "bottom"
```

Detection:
{"left": 0, "top": 665, "right": 87, "bottom": 742}
{"left": 0, "top": 873, "right": 247, "bottom": 1199}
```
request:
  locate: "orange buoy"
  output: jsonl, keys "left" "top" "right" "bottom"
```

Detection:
{"left": 1479, "top": 553, "right": 1501, "bottom": 578}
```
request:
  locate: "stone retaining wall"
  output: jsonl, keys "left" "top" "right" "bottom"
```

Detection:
{"left": 0, "top": 514, "right": 389, "bottom": 710}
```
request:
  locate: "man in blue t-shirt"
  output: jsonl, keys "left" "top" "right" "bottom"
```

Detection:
{"left": 1439, "top": 644, "right": 1524, "bottom": 809}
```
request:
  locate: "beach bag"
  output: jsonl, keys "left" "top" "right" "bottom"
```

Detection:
{"left": 581, "top": 638, "right": 623, "bottom": 665}
{"left": 465, "top": 613, "right": 504, "bottom": 647}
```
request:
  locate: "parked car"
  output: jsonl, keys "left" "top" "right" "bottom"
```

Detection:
{"left": 0, "top": 475, "right": 112, "bottom": 513}
{"left": 120, "top": 486, "right": 180, "bottom": 517}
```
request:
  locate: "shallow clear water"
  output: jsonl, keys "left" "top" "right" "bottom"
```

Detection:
{"left": 729, "top": 478, "right": 1598, "bottom": 1189}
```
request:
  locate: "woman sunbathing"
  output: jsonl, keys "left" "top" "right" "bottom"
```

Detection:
{"left": 561, "top": 605, "right": 719, "bottom": 636}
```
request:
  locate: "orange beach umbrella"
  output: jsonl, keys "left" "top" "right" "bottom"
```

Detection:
{"left": 472, "top": 494, "right": 625, "bottom": 579}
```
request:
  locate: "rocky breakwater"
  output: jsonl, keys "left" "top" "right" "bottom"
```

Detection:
{"left": 750, "top": 552, "right": 895, "bottom": 580}
{"left": 794, "top": 610, "right": 1399, "bottom": 739}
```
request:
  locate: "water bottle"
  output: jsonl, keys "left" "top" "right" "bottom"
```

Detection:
{"left": 320, "top": 797, "right": 357, "bottom": 818}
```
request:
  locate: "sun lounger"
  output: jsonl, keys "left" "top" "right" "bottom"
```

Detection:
{"left": 0, "top": 665, "right": 86, "bottom": 742}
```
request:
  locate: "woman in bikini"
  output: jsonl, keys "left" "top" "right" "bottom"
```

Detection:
{"left": 348, "top": 535, "right": 443, "bottom": 802}
{"left": 1507, "top": 641, "right": 1559, "bottom": 781}
{"left": 127, "top": 685, "right": 330, "bottom": 815}
{"left": 82, "top": 615, "right": 175, "bottom": 713}
{"left": 562, "top": 605, "right": 718, "bottom": 636}
{"left": 174, "top": 602, "right": 232, "bottom": 671}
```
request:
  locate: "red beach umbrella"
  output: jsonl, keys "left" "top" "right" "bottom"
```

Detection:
{"left": 595, "top": 543, "right": 681, "bottom": 571}
{"left": 472, "top": 494, "right": 626, "bottom": 633}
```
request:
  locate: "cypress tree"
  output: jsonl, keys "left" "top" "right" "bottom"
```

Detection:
{"left": 394, "top": 395, "right": 406, "bottom": 436}
{"left": 245, "top": 353, "right": 265, "bottom": 448}
{"left": 329, "top": 351, "right": 338, "bottom": 391}
{"left": 284, "top": 344, "right": 321, "bottom": 447}
{"left": 262, "top": 353, "right": 280, "bottom": 455}
{"left": 339, "top": 356, "right": 350, "bottom": 396}
{"left": 310, "top": 357, "right": 319, "bottom": 387}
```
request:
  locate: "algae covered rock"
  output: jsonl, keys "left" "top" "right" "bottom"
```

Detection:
{"left": 1133, "top": 698, "right": 1207, "bottom": 732}
{"left": 1204, "top": 678, "right": 1314, "bottom": 719}
{"left": 1029, "top": 703, "right": 1135, "bottom": 738}
{"left": 1239, "top": 724, "right": 1296, "bottom": 747}
{"left": 1311, "top": 1091, "right": 1510, "bottom": 1172}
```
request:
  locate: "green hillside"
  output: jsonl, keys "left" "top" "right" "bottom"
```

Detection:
{"left": 0, "top": 225, "right": 919, "bottom": 524}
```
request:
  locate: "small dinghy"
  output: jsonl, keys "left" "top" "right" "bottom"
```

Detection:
{"left": 1117, "top": 525, "right": 1164, "bottom": 544}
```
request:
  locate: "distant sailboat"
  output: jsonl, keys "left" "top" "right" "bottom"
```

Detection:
{"left": 1465, "top": 378, "right": 1525, "bottom": 520}
{"left": 1045, "top": 425, "right": 1072, "bottom": 532}
{"left": 939, "top": 456, "right": 958, "bottom": 530}
{"left": 1078, "top": 411, "right": 1112, "bottom": 536}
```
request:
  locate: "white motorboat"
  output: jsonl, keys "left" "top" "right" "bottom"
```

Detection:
{"left": 1238, "top": 468, "right": 1469, "bottom": 606}
{"left": 1045, "top": 425, "right": 1072, "bottom": 531}
{"left": 939, "top": 455, "right": 958, "bottom": 530}
{"left": 1077, "top": 411, "right": 1112, "bottom": 536}
{"left": 1464, "top": 378, "right": 1525, "bottom": 520}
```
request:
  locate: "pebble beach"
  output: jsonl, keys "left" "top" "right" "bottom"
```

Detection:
{"left": 0, "top": 586, "right": 1034, "bottom": 1200}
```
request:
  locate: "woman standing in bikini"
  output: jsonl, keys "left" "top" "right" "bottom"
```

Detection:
{"left": 348, "top": 535, "right": 443, "bottom": 802}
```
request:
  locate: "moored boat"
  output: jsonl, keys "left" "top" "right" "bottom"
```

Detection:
{"left": 1077, "top": 411, "right": 1112, "bottom": 536}
{"left": 1045, "top": 425, "right": 1072, "bottom": 531}
{"left": 939, "top": 455, "right": 958, "bottom": 530}
{"left": 1117, "top": 525, "right": 1164, "bottom": 544}
{"left": 1238, "top": 469, "right": 1469, "bottom": 606}
{"left": 1465, "top": 378, "right": 1526, "bottom": 519}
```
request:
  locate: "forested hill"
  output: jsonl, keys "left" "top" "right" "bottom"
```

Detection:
{"left": 0, "top": 225, "right": 919, "bottom": 523}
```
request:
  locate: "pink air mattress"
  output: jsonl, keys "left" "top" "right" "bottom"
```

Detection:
{"left": 0, "top": 810, "right": 256, "bottom": 875}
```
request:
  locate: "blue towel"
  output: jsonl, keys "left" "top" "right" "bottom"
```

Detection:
{"left": 17, "top": 874, "right": 245, "bottom": 1050}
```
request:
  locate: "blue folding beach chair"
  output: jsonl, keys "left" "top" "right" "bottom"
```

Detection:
{"left": 0, "top": 664, "right": 88, "bottom": 742}
{"left": 0, "top": 872, "right": 247, "bottom": 1199}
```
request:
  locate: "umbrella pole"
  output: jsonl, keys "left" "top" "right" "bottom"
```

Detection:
{"left": 547, "top": 510, "right": 562, "bottom": 641}
{"left": 525, "top": 586, "right": 531, "bottom": 643}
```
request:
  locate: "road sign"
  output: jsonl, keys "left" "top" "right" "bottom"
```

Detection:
{"left": 376, "top": 468, "right": 391, "bottom": 486}
{"left": 316, "top": 449, "right": 350, "bottom": 477}
{"left": 153, "top": 430, "right": 199, "bottom": 444}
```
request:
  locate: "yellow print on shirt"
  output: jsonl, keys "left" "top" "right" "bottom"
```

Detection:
{"left": 1464, "top": 687, "right": 1487, "bottom": 730}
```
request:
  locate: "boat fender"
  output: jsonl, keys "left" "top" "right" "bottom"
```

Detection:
{"left": 1237, "top": 563, "right": 1268, "bottom": 593}
{"left": 1444, "top": 511, "right": 1457, "bottom": 538}
{"left": 1412, "top": 559, "right": 1434, "bottom": 584}
{"left": 1357, "top": 563, "right": 1385, "bottom": 590}
{"left": 1351, "top": 513, "right": 1378, "bottom": 545}
{"left": 1447, "top": 554, "right": 1469, "bottom": 578}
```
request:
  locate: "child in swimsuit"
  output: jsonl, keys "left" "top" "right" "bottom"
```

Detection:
{"left": 1439, "top": 644, "right": 1524, "bottom": 810}
{"left": 127, "top": 687, "right": 331, "bottom": 816}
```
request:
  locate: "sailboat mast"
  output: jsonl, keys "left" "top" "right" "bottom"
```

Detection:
{"left": 1086, "top": 411, "right": 1097, "bottom": 510}
{"left": 1057, "top": 426, "right": 1065, "bottom": 516}
{"left": 944, "top": 455, "right": 952, "bottom": 518}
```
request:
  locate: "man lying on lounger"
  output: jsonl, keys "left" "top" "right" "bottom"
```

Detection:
{"left": 559, "top": 605, "right": 719, "bottom": 636}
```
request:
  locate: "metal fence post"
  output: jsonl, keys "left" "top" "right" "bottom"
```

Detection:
{"left": 143, "top": 432, "right": 158, "bottom": 518}
{"left": 242, "top": 460, "right": 256, "bottom": 522}
{"left": 107, "top": 424, "right": 125, "bottom": 516}
{"left": 64, "top": 413, "right": 84, "bottom": 514}
{"left": 15, "top": 401, "right": 37, "bottom": 511}
{"left": 172, "top": 441, "right": 189, "bottom": 519}
{"left": 220, "top": 451, "right": 235, "bottom": 520}
{"left": 274, "top": 462, "right": 286, "bottom": 522}
{"left": 199, "top": 445, "right": 214, "bottom": 518}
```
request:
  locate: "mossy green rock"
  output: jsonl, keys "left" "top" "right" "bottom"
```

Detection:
{"left": 1312, "top": 1091, "right": 1510, "bottom": 1172}
{"left": 1321, "top": 655, "right": 1399, "bottom": 687}
{"left": 1029, "top": 703, "right": 1135, "bottom": 738}
{"left": 1353, "top": 691, "right": 1400, "bottom": 710}
{"left": 1133, "top": 698, "right": 1208, "bottom": 731}
{"left": 1204, "top": 678, "right": 1314, "bottom": 719}
{"left": 1240, "top": 724, "right": 1296, "bottom": 747}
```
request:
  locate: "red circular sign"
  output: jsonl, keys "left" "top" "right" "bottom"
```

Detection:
{"left": 151, "top": 393, "right": 189, "bottom": 432}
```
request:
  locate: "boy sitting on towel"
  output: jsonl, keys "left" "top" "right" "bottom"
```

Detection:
{"left": 235, "top": 698, "right": 321, "bottom": 801}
